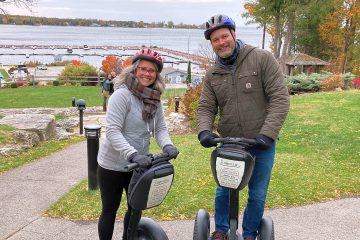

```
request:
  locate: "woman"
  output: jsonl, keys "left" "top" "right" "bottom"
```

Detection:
{"left": 101, "top": 73, "right": 113, "bottom": 112}
{"left": 97, "top": 48, "right": 179, "bottom": 240}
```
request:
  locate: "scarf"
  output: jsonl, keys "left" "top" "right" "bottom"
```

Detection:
{"left": 125, "top": 73, "right": 161, "bottom": 122}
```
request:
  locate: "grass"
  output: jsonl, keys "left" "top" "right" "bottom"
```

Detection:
{"left": 0, "top": 124, "right": 15, "bottom": 145}
{"left": 0, "top": 137, "right": 84, "bottom": 174}
{"left": 0, "top": 86, "right": 186, "bottom": 108}
{"left": 45, "top": 90, "right": 360, "bottom": 221}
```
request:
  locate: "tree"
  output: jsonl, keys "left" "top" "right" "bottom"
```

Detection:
{"left": 243, "top": 1, "right": 270, "bottom": 49}
{"left": 101, "top": 55, "right": 121, "bottom": 74}
{"left": 186, "top": 61, "right": 191, "bottom": 85}
{"left": 121, "top": 57, "right": 133, "bottom": 69}
{"left": 293, "top": 0, "right": 334, "bottom": 58}
{"left": 243, "top": 0, "right": 287, "bottom": 57}
{"left": 319, "top": 0, "right": 360, "bottom": 73}
{"left": 0, "top": 0, "right": 37, "bottom": 15}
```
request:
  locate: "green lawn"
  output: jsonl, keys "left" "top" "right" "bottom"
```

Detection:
{"left": 0, "top": 86, "right": 186, "bottom": 108}
{"left": 45, "top": 90, "right": 360, "bottom": 221}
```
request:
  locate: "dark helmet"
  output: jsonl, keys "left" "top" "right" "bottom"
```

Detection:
{"left": 204, "top": 14, "right": 236, "bottom": 40}
{"left": 132, "top": 48, "right": 163, "bottom": 72}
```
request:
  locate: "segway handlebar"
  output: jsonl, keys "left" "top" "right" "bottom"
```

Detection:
{"left": 124, "top": 153, "right": 172, "bottom": 172}
{"left": 214, "top": 137, "right": 257, "bottom": 147}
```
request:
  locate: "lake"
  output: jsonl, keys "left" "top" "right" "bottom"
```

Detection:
{"left": 0, "top": 25, "right": 270, "bottom": 67}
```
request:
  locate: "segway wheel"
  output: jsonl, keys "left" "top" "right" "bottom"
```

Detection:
{"left": 193, "top": 209, "right": 210, "bottom": 240}
{"left": 257, "top": 216, "right": 274, "bottom": 240}
{"left": 137, "top": 217, "right": 169, "bottom": 240}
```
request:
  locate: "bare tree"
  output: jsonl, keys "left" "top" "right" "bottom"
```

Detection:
{"left": 196, "top": 42, "right": 216, "bottom": 65}
{"left": 0, "top": 0, "right": 37, "bottom": 15}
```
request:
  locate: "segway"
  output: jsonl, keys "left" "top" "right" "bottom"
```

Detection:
{"left": 124, "top": 153, "right": 175, "bottom": 240}
{"left": 193, "top": 137, "right": 274, "bottom": 240}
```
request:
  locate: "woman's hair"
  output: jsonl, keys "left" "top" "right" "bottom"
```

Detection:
{"left": 113, "top": 60, "right": 166, "bottom": 94}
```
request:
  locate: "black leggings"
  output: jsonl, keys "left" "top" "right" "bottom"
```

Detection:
{"left": 98, "top": 166, "right": 133, "bottom": 240}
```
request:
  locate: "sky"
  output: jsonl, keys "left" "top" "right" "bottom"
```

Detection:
{"left": 2, "top": 0, "right": 250, "bottom": 26}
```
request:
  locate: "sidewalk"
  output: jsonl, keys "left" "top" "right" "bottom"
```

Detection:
{"left": 1, "top": 141, "right": 359, "bottom": 239}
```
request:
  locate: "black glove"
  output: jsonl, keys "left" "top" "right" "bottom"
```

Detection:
{"left": 254, "top": 134, "right": 274, "bottom": 150}
{"left": 198, "top": 130, "right": 219, "bottom": 148}
{"left": 163, "top": 144, "right": 179, "bottom": 159}
{"left": 128, "top": 153, "right": 152, "bottom": 167}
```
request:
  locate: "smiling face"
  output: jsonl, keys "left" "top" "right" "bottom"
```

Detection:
{"left": 135, "top": 60, "right": 157, "bottom": 87}
{"left": 210, "top": 27, "right": 236, "bottom": 58}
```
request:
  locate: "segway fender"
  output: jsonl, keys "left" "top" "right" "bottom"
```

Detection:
{"left": 257, "top": 216, "right": 274, "bottom": 240}
{"left": 137, "top": 217, "right": 169, "bottom": 240}
{"left": 193, "top": 209, "right": 210, "bottom": 240}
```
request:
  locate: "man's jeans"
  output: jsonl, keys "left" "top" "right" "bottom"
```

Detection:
{"left": 214, "top": 143, "right": 276, "bottom": 239}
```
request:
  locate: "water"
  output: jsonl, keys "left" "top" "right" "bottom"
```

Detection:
{"left": 0, "top": 25, "right": 270, "bottom": 67}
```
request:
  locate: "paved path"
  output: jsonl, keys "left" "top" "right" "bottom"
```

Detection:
{"left": 1, "top": 141, "right": 359, "bottom": 239}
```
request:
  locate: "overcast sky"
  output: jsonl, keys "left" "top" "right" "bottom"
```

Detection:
{"left": 2, "top": 0, "right": 250, "bottom": 26}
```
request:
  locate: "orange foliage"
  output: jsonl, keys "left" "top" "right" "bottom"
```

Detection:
{"left": 244, "top": 3, "right": 257, "bottom": 15}
{"left": 319, "top": 0, "right": 360, "bottom": 72}
{"left": 101, "top": 55, "right": 121, "bottom": 74}
{"left": 320, "top": 74, "right": 344, "bottom": 91}
{"left": 72, "top": 60, "right": 81, "bottom": 66}
{"left": 181, "top": 83, "right": 204, "bottom": 128}
{"left": 122, "top": 57, "right": 133, "bottom": 69}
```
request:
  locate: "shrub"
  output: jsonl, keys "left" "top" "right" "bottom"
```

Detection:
{"left": 320, "top": 74, "right": 344, "bottom": 91}
{"left": 15, "top": 80, "right": 28, "bottom": 87}
{"left": 352, "top": 77, "right": 360, "bottom": 89}
{"left": 287, "top": 72, "right": 331, "bottom": 93}
{"left": 53, "top": 80, "right": 60, "bottom": 86}
{"left": 342, "top": 72, "right": 356, "bottom": 89}
{"left": 58, "top": 63, "right": 97, "bottom": 85}
{"left": 181, "top": 83, "right": 203, "bottom": 129}
{"left": 10, "top": 82, "right": 17, "bottom": 88}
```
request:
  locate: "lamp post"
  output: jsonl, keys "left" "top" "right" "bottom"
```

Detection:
{"left": 32, "top": 52, "right": 37, "bottom": 86}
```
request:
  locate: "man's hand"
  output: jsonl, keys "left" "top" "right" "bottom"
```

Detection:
{"left": 163, "top": 144, "right": 179, "bottom": 159}
{"left": 254, "top": 134, "right": 274, "bottom": 150}
{"left": 128, "top": 153, "right": 152, "bottom": 167}
{"left": 198, "top": 130, "right": 219, "bottom": 148}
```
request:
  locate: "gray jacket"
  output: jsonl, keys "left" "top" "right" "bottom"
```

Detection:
{"left": 97, "top": 85, "right": 173, "bottom": 171}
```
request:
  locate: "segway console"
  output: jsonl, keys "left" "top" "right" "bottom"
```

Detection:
{"left": 124, "top": 153, "right": 175, "bottom": 240}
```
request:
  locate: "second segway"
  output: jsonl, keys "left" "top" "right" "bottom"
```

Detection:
{"left": 193, "top": 137, "right": 274, "bottom": 240}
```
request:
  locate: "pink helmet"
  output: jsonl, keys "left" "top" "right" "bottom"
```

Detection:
{"left": 132, "top": 48, "right": 163, "bottom": 72}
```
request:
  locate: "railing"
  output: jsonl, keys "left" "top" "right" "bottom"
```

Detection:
{"left": 0, "top": 75, "right": 105, "bottom": 88}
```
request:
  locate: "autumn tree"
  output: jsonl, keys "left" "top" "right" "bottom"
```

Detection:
{"left": 243, "top": 0, "right": 288, "bottom": 57}
{"left": 121, "top": 56, "right": 133, "bottom": 69}
{"left": 243, "top": 1, "right": 271, "bottom": 49}
{"left": 101, "top": 55, "right": 122, "bottom": 74}
{"left": 319, "top": 0, "right": 360, "bottom": 73}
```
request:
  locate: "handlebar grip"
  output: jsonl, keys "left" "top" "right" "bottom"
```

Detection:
{"left": 123, "top": 162, "right": 139, "bottom": 172}
{"left": 214, "top": 137, "right": 257, "bottom": 146}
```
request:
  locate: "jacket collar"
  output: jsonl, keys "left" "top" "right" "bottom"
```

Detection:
{"left": 212, "top": 45, "right": 257, "bottom": 74}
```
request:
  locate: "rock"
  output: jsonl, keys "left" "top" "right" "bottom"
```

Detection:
{"left": 11, "top": 130, "right": 40, "bottom": 147}
{"left": 56, "top": 117, "right": 79, "bottom": 132}
{"left": 0, "top": 145, "right": 31, "bottom": 157}
{"left": 55, "top": 127, "right": 75, "bottom": 140}
{"left": 0, "top": 114, "right": 56, "bottom": 141}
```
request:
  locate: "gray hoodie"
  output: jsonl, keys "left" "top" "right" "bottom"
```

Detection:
{"left": 97, "top": 85, "right": 173, "bottom": 171}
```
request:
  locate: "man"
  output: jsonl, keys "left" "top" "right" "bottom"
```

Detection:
{"left": 196, "top": 14, "right": 290, "bottom": 240}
